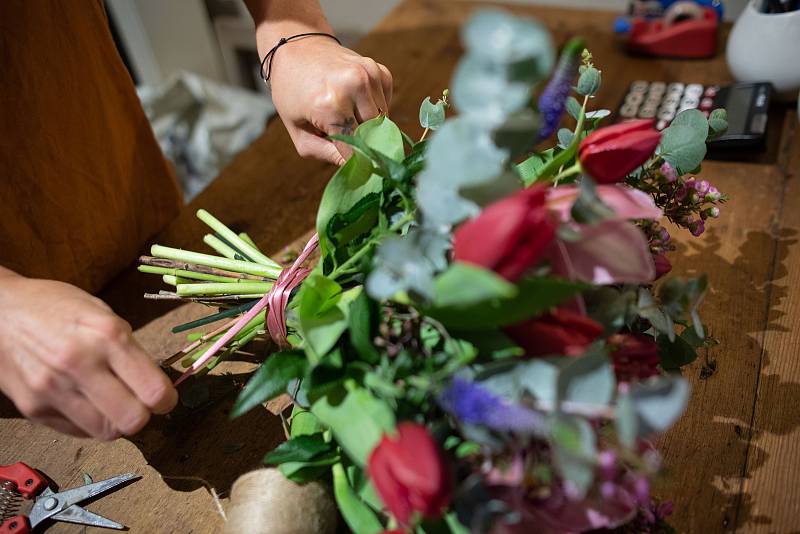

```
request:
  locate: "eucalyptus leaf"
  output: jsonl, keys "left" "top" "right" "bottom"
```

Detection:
{"left": 576, "top": 66, "right": 601, "bottom": 96}
{"left": 630, "top": 375, "right": 690, "bottom": 436}
{"left": 420, "top": 96, "right": 446, "bottom": 130}
{"left": 557, "top": 127, "right": 574, "bottom": 148}
{"left": 549, "top": 414, "right": 596, "bottom": 495}
{"left": 565, "top": 96, "right": 582, "bottom": 120}
{"left": 433, "top": 263, "right": 517, "bottom": 308}
{"left": 557, "top": 348, "right": 615, "bottom": 407}
{"left": 615, "top": 388, "right": 637, "bottom": 448}
{"left": 659, "top": 109, "right": 709, "bottom": 174}
{"left": 263, "top": 434, "right": 334, "bottom": 465}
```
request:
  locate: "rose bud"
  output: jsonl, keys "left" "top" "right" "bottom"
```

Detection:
{"left": 453, "top": 185, "right": 556, "bottom": 282}
{"left": 368, "top": 422, "right": 451, "bottom": 526}
{"left": 578, "top": 119, "right": 661, "bottom": 184}
{"left": 608, "top": 333, "right": 661, "bottom": 382}
{"left": 505, "top": 309, "right": 604, "bottom": 357}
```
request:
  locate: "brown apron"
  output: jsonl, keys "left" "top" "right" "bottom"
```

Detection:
{"left": 0, "top": 1, "right": 182, "bottom": 294}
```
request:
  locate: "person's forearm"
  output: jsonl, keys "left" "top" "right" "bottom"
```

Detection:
{"left": 0, "top": 265, "right": 20, "bottom": 280}
{"left": 243, "top": 0, "right": 334, "bottom": 50}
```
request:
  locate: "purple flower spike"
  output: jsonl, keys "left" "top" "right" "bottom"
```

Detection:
{"left": 537, "top": 37, "right": 585, "bottom": 140}
{"left": 439, "top": 376, "right": 545, "bottom": 435}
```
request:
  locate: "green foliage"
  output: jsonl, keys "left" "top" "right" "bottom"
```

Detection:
{"left": 576, "top": 66, "right": 601, "bottom": 96}
{"left": 550, "top": 414, "right": 597, "bottom": 495}
{"left": 659, "top": 109, "right": 709, "bottom": 174}
{"left": 420, "top": 96, "right": 447, "bottom": 130}
{"left": 426, "top": 276, "right": 585, "bottom": 330}
{"left": 557, "top": 347, "right": 615, "bottom": 407}
{"left": 231, "top": 351, "right": 307, "bottom": 418}
{"left": 296, "top": 277, "right": 362, "bottom": 361}
{"left": 707, "top": 108, "right": 728, "bottom": 140}
{"left": 565, "top": 96, "right": 582, "bottom": 120}
{"left": 629, "top": 375, "right": 690, "bottom": 436}
{"left": 657, "top": 327, "right": 705, "bottom": 370}
{"left": 311, "top": 382, "right": 396, "bottom": 467}
{"left": 570, "top": 177, "right": 614, "bottom": 224}
{"left": 333, "top": 462, "right": 384, "bottom": 534}
{"left": 316, "top": 116, "right": 404, "bottom": 271}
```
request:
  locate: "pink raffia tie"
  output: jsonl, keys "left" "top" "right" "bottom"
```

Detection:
{"left": 175, "top": 234, "right": 320, "bottom": 386}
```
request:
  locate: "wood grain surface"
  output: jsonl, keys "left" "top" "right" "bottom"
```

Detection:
{"left": 1, "top": 1, "right": 798, "bottom": 532}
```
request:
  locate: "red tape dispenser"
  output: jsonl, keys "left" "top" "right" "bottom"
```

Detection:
{"left": 626, "top": 1, "right": 719, "bottom": 58}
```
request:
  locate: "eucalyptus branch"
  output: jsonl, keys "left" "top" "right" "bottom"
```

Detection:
{"left": 533, "top": 95, "right": 589, "bottom": 181}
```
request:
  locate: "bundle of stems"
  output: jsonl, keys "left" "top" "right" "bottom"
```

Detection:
{"left": 140, "top": 210, "right": 284, "bottom": 373}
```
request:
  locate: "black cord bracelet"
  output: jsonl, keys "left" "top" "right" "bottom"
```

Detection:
{"left": 259, "top": 32, "right": 342, "bottom": 84}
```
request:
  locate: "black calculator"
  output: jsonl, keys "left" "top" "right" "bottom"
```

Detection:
{"left": 615, "top": 81, "right": 772, "bottom": 148}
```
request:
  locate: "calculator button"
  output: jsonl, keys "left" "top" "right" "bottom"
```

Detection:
{"left": 703, "top": 86, "right": 719, "bottom": 97}
{"left": 700, "top": 97, "right": 714, "bottom": 110}
{"left": 679, "top": 96, "right": 699, "bottom": 109}
{"left": 685, "top": 84, "right": 704, "bottom": 98}
{"left": 756, "top": 93, "right": 767, "bottom": 107}
{"left": 751, "top": 113, "right": 767, "bottom": 134}
{"left": 667, "top": 82, "right": 685, "bottom": 94}
{"left": 658, "top": 108, "right": 676, "bottom": 121}
{"left": 645, "top": 96, "right": 662, "bottom": 108}
{"left": 625, "top": 92, "right": 644, "bottom": 106}
{"left": 656, "top": 119, "right": 669, "bottom": 130}
{"left": 620, "top": 103, "right": 639, "bottom": 118}
{"left": 630, "top": 80, "right": 649, "bottom": 93}
{"left": 648, "top": 82, "right": 666, "bottom": 96}
{"left": 663, "top": 94, "right": 680, "bottom": 107}
{"left": 638, "top": 106, "right": 657, "bottom": 119}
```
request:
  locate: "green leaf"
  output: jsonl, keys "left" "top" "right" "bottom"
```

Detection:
{"left": 557, "top": 127, "right": 574, "bottom": 148}
{"left": 348, "top": 291, "right": 381, "bottom": 364}
{"left": 279, "top": 449, "right": 340, "bottom": 482}
{"left": 231, "top": 351, "right": 307, "bottom": 418}
{"left": 557, "top": 348, "right": 615, "bottom": 407}
{"left": 480, "top": 359, "right": 560, "bottom": 404}
{"left": 333, "top": 462, "right": 384, "bottom": 534}
{"left": 516, "top": 148, "right": 555, "bottom": 186}
{"left": 550, "top": 414, "right": 596, "bottom": 495}
{"left": 297, "top": 283, "right": 362, "bottom": 362}
{"left": 708, "top": 108, "right": 728, "bottom": 140}
{"left": 289, "top": 405, "right": 322, "bottom": 437}
{"left": 659, "top": 109, "right": 709, "bottom": 174}
{"left": 637, "top": 287, "right": 675, "bottom": 341}
{"left": 565, "top": 96, "right": 582, "bottom": 120}
{"left": 312, "top": 383, "right": 396, "bottom": 467}
{"left": 656, "top": 330, "right": 701, "bottom": 370}
{"left": 432, "top": 262, "right": 517, "bottom": 308}
{"left": 426, "top": 277, "right": 585, "bottom": 330}
{"left": 316, "top": 152, "right": 382, "bottom": 267}
{"left": 263, "top": 434, "right": 334, "bottom": 465}
{"left": 576, "top": 66, "right": 601, "bottom": 96}
{"left": 356, "top": 114, "right": 404, "bottom": 162}
{"left": 630, "top": 375, "right": 690, "bottom": 436}
{"left": 420, "top": 96, "right": 446, "bottom": 130}
{"left": 615, "top": 387, "right": 637, "bottom": 448}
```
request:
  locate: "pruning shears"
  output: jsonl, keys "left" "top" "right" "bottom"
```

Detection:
{"left": 0, "top": 462, "right": 138, "bottom": 533}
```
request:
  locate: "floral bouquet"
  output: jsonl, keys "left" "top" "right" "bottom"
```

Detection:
{"left": 141, "top": 9, "right": 728, "bottom": 534}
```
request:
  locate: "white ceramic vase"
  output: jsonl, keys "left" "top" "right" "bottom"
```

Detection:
{"left": 726, "top": 0, "right": 800, "bottom": 100}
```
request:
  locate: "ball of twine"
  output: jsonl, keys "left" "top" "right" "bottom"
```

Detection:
{"left": 224, "top": 468, "right": 338, "bottom": 534}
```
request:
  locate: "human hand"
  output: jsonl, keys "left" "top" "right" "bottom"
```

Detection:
{"left": 0, "top": 271, "right": 178, "bottom": 440}
{"left": 268, "top": 36, "right": 393, "bottom": 166}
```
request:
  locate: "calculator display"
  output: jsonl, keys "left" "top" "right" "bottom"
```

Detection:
{"left": 725, "top": 86, "right": 753, "bottom": 134}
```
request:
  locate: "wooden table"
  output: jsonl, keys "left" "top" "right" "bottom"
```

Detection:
{"left": 2, "top": 1, "right": 799, "bottom": 532}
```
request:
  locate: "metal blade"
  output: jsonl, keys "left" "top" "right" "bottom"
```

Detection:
{"left": 50, "top": 504, "right": 126, "bottom": 530}
{"left": 50, "top": 473, "right": 139, "bottom": 508}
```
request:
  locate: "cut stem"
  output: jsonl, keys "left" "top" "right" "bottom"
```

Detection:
{"left": 139, "top": 256, "right": 269, "bottom": 281}
{"left": 203, "top": 234, "right": 248, "bottom": 261}
{"left": 196, "top": 209, "right": 280, "bottom": 268}
{"left": 138, "top": 265, "right": 236, "bottom": 283}
{"left": 176, "top": 281, "right": 274, "bottom": 296}
{"left": 150, "top": 244, "right": 281, "bottom": 279}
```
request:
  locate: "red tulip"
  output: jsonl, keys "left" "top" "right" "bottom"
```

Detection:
{"left": 608, "top": 333, "right": 661, "bottom": 382}
{"left": 368, "top": 422, "right": 451, "bottom": 526}
{"left": 453, "top": 185, "right": 556, "bottom": 282}
{"left": 505, "top": 309, "right": 604, "bottom": 357}
{"left": 579, "top": 119, "right": 661, "bottom": 184}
